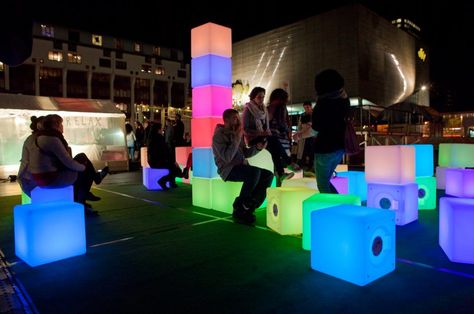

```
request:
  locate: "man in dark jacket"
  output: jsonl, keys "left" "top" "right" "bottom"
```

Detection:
{"left": 212, "top": 109, "right": 273, "bottom": 224}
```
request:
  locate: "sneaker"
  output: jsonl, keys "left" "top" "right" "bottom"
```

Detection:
{"left": 94, "top": 166, "right": 110, "bottom": 184}
{"left": 232, "top": 208, "right": 256, "bottom": 224}
{"left": 170, "top": 182, "right": 178, "bottom": 188}
{"left": 288, "top": 163, "right": 301, "bottom": 172}
{"left": 86, "top": 192, "right": 101, "bottom": 201}
{"left": 158, "top": 178, "right": 169, "bottom": 191}
{"left": 84, "top": 204, "right": 99, "bottom": 217}
{"left": 182, "top": 167, "right": 189, "bottom": 179}
{"left": 280, "top": 172, "right": 294, "bottom": 182}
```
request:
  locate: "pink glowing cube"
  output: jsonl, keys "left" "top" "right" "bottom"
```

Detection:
{"left": 176, "top": 146, "right": 192, "bottom": 167}
{"left": 445, "top": 168, "right": 474, "bottom": 198}
{"left": 365, "top": 145, "right": 415, "bottom": 184}
{"left": 191, "top": 22, "right": 232, "bottom": 58}
{"left": 191, "top": 117, "right": 222, "bottom": 148}
{"left": 192, "top": 85, "right": 232, "bottom": 118}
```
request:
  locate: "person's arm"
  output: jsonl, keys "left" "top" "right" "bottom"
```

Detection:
{"left": 39, "top": 136, "right": 85, "bottom": 172}
{"left": 212, "top": 128, "right": 240, "bottom": 164}
{"left": 242, "top": 107, "right": 262, "bottom": 139}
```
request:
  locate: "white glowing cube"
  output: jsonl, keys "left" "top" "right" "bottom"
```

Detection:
{"left": 281, "top": 178, "right": 318, "bottom": 190}
{"left": 445, "top": 168, "right": 474, "bottom": 198}
{"left": 142, "top": 167, "right": 170, "bottom": 190}
{"left": 31, "top": 185, "right": 74, "bottom": 204}
{"left": 367, "top": 182, "right": 418, "bottom": 226}
{"left": 365, "top": 145, "right": 415, "bottom": 184}
{"left": 191, "top": 117, "right": 222, "bottom": 148}
{"left": 192, "top": 85, "right": 232, "bottom": 118}
{"left": 416, "top": 176, "right": 437, "bottom": 210}
{"left": 192, "top": 148, "right": 218, "bottom": 178}
{"left": 211, "top": 178, "right": 243, "bottom": 214}
{"left": 436, "top": 166, "right": 451, "bottom": 189}
{"left": 140, "top": 147, "right": 149, "bottom": 168}
{"left": 14, "top": 201, "right": 86, "bottom": 267}
{"left": 266, "top": 187, "right": 316, "bottom": 235}
{"left": 247, "top": 148, "right": 274, "bottom": 174}
{"left": 192, "top": 177, "right": 212, "bottom": 209}
{"left": 191, "top": 22, "right": 232, "bottom": 58}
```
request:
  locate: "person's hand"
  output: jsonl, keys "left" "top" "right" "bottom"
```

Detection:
{"left": 256, "top": 141, "right": 267, "bottom": 150}
{"left": 293, "top": 132, "right": 301, "bottom": 141}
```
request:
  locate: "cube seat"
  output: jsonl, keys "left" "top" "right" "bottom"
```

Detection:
{"left": 142, "top": 167, "right": 170, "bottom": 190}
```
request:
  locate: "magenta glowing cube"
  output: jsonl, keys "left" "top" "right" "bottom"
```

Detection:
{"left": 445, "top": 168, "right": 474, "bottom": 198}
{"left": 192, "top": 148, "right": 218, "bottom": 178}
{"left": 365, "top": 145, "right": 415, "bottom": 184}
{"left": 191, "top": 55, "right": 232, "bottom": 88}
{"left": 330, "top": 176, "right": 348, "bottom": 194}
{"left": 367, "top": 182, "right": 418, "bottom": 226}
{"left": 192, "top": 85, "right": 232, "bottom": 118}
{"left": 142, "top": 167, "right": 170, "bottom": 190}
{"left": 31, "top": 185, "right": 74, "bottom": 204}
{"left": 191, "top": 117, "right": 222, "bottom": 148}
{"left": 439, "top": 197, "right": 474, "bottom": 264}
{"left": 191, "top": 22, "right": 232, "bottom": 58}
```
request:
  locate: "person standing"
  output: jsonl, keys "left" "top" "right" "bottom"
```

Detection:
{"left": 125, "top": 123, "right": 136, "bottom": 161}
{"left": 294, "top": 101, "right": 316, "bottom": 171}
{"left": 174, "top": 113, "right": 185, "bottom": 146}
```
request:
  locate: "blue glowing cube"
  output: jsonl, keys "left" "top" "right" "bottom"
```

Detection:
{"left": 191, "top": 54, "right": 232, "bottom": 88}
{"left": 311, "top": 204, "right": 395, "bottom": 286}
{"left": 411, "top": 144, "right": 434, "bottom": 177}
{"left": 337, "top": 171, "right": 367, "bottom": 201}
{"left": 367, "top": 182, "right": 418, "bottom": 226}
{"left": 445, "top": 168, "right": 474, "bottom": 198}
{"left": 31, "top": 185, "right": 74, "bottom": 203}
{"left": 439, "top": 197, "right": 474, "bottom": 264}
{"left": 142, "top": 167, "right": 170, "bottom": 190}
{"left": 192, "top": 148, "right": 218, "bottom": 178}
{"left": 416, "top": 176, "right": 437, "bottom": 210}
{"left": 192, "top": 177, "right": 213, "bottom": 209}
{"left": 14, "top": 201, "right": 86, "bottom": 267}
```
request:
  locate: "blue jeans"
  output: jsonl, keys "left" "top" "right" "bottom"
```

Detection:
{"left": 314, "top": 149, "right": 345, "bottom": 193}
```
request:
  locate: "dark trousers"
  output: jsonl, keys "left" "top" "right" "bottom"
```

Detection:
{"left": 73, "top": 153, "right": 98, "bottom": 203}
{"left": 226, "top": 164, "right": 274, "bottom": 210}
{"left": 266, "top": 135, "right": 291, "bottom": 176}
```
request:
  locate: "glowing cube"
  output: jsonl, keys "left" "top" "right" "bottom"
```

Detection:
{"left": 191, "top": 22, "right": 232, "bottom": 58}
{"left": 142, "top": 167, "right": 170, "bottom": 190}
{"left": 367, "top": 182, "right": 418, "bottom": 226}
{"left": 211, "top": 178, "right": 243, "bottom": 213}
{"left": 281, "top": 178, "right": 318, "bottom": 190}
{"left": 445, "top": 168, "right": 474, "bottom": 198}
{"left": 337, "top": 171, "right": 367, "bottom": 201}
{"left": 31, "top": 185, "right": 74, "bottom": 204}
{"left": 192, "top": 148, "right": 218, "bottom": 178}
{"left": 257, "top": 176, "right": 277, "bottom": 209}
{"left": 416, "top": 176, "right": 437, "bottom": 210}
{"left": 330, "top": 176, "right": 348, "bottom": 194}
{"left": 191, "top": 55, "right": 232, "bottom": 88}
{"left": 176, "top": 170, "right": 192, "bottom": 185}
{"left": 191, "top": 117, "right": 222, "bottom": 148}
{"left": 247, "top": 148, "right": 274, "bottom": 174}
{"left": 365, "top": 145, "right": 415, "bottom": 184}
{"left": 21, "top": 192, "right": 31, "bottom": 204}
{"left": 335, "top": 164, "right": 349, "bottom": 173}
{"left": 192, "top": 85, "right": 232, "bottom": 118}
{"left": 140, "top": 147, "right": 149, "bottom": 168}
{"left": 411, "top": 144, "right": 434, "bottom": 177}
{"left": 311, "top": 204, "right": 395, "bottom": 286}
{"left": 436, "top": 166, "right": 450, "bottom": 189}
{"left": 14, "top": 201, "right": 86, "bottom": 267}
{"left": 192, "top": 177, "right": 212, "bottom": 208}
{"left": 176, "top": 146, "right": 193, "bottom": 167}
{"left": 439, "top": 143, "right": 474, "bottom": 168}
{"left": 302, "top": 194, "right": 361, "bottom": 250}
{"left": 266, "top": 187, "right": 316, "bottom": 235}
{"left": 439, "top": 197, "right": 474, "bottom": 264}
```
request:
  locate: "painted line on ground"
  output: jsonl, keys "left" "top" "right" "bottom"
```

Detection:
{"left": 397, "top": 257, "right": 474, "bottom": 280}
{"left": 90, "top": 237, "right": 135, "bottom": 248}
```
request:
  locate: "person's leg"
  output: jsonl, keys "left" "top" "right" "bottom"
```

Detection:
{"left": 266, "top": 136, "right": 285, "bottom": 176}
{"left": 314, "top": 149, "right": 345, "bottom": 194}
{"left": 226, "top": 164, "right": 261, "bottom": 209}
{"left": 250, "top": 169, "right": 274, "bottom": 209}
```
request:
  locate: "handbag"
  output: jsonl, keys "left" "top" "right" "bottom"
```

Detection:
{"left": 344, "top": 120, "right": 361, "bottom": 156}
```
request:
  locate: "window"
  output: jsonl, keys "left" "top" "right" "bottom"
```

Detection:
{"left": 141, "top": 65, "right": 152, "bottom": 73}
{"left": 67, "top": 52, "right": 82, "bottom": 64}
{"left": 0, "top": 62, "right": 4, "bottom": 72}
{"left": 48, "top": 51, "right": 63, "bottom": 62}
{"left": 68, "top": 31, "right": 79, "bottom": 42}
{"left": 116, "top": 61, "right": 127, "bottom": 70}
{"left": 103, "top": 49, "right": 111, "bottom": 57}
{"left": 99, "top": 58, "right": 111, "bottom": 68}
{"left": 41, "top": 24, "right": 54, "bottom": 38}
{"left": 177, "top": 70, "right": 186, "bottom": 78}
{"left": 53, "top": 41, "right": 62, "bottom": 50}
{"left": 155, "top": 66, "right": 165, "bottom": 76}
{"left": 68, "top": 43, "right": 77, "bottom": 52}
{"left": 145, "top": 56, "right": 151, "bottom": 63}
{"left": 92, "top": 34, "right": 103, "bottom": 46}
{"left": 134, "top": 43, "right": 142, "bottom": 52}
{"left": 153, "top": 46, "right": 161, "bottom": 56}
{"left": 116, "top": 51, "right": 123, "bottom": 59}
{"left": 155, "top": 58, "right": 162, "bottom": 65}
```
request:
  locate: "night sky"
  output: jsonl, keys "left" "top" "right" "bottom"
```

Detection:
{"left": 13, "top": 0, "right": 474, "bottom": 111}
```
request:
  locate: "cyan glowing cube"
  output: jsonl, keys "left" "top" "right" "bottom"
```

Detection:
{"left": 14, "top": 201, "right": 86, "bottom": 267}
{"left": 439, "top": 197, "right": 474, "bottom": 264}
{"left": 281, "top": 178, "right": 318, "bottom": 190}
{"left": 192, "top": 177, "right": 212, "bottom": 209}
{"left": 330, "top": 176, "right": 348, "bottom": 194}
{"left": 142, "top": 167, "right": 170, "bottom": 190}
{"left": 266, "top": 187, "right": 316, "bottom": 235}
{"left": 176, "top": 146, "right": 193, "bottom": 167}
{"left": 211, "top": 178, "right": 243, "bottom": 214}
{"left": 140, "top": 147, "right": 149, "bottom": 168}
{"left": 191, "top": 22, "right": 232, "bottom": 58}
{"left": 21, "top": 192, "right": 31, "bottom": 204}
{"left": 191, "top": 117, "right": 222, "bottom": 148}
{"left": 445, "top": 168, "right": 474, "bottom": 198}
{"left": 411, "top": 144, "right": 434, "bottom": 177}
{"left": 31, "top": 185, "right": 74, "bottom": 204}
{"left": 192, "top": 148, "right": 218, "bottom": 178}
{"left": 191, "top": 55, "right": 232, "bottom": 88}
{"left": 247, "top": 148, "right": 274, "bottom": 174}
{"left": 302, "top": 194, "right": 361, "bottom": 251}
{"left": 416, "top": 176, "right": 437, "bottom": 210}
{"left": 337, "top": 171, "right": 367, "bottom": 201}
{"left": 367, "top": 182, "right": 418, "bottom": 226}
{"left": 311, "top": 204, "right": 395, "bottom": 286}
{"left": 365, "top": 145, "right": 415, "bottom": 184}
{"left": 192, "top": 85, "right": 232, "bottom": 118}
{"left": 439, "top": 143, "right": 474, "bottom": 168}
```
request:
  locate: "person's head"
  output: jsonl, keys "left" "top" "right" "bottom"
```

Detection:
{"left": 314, "top": 69, "right": 345, "bottom": 96}
{"left": 303, "top": 101, "right": 313, "bottom": 114}
{"left": 30, "top": 115, "right": 45, "bottom": 132}
{"left": 223, "top": 108, "right": 240, "bottom": 131}
{"left": 176, "top": 113, "right": 181, "bottom": 120}
{"left": 249, "top": 87, "right": 266, "bottom": 105}
{"left": 269, "top": 88, "right": 289, "bottom": 106}
{"left": 42, "top": 114, "right": 63, "bottom": 133}
{"left": 125, "top": 123, "right": 133, "bottom": 134}
{"left": 135, "top": 121, "right": 143, "bottom": 128}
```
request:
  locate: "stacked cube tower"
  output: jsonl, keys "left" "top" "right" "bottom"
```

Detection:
{"left": 412, "top": 144, "right": 436, "bottom": 210}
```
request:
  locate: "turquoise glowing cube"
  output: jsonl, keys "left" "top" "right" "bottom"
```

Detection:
{"left": 365, "top": 145, "right": 415, "bottom": 184}
{"left": 21, "top": 192, "right": 31, "bottom": 204}
{"left": 211, "top": 178, "right": 243, "bottom": 214}
{"left": 266, "top": 187, "right": 316, "bottom": 235}
{"left": 416, "top": 176, "right": 437, "bottom": 210}
{"left": 439, "top": 197, "right": 474, "bottom": 264}
{"left": 311, "top": 204, "right": 395, "bottom": 286}
{"left": 192, "top": 148, "right": 218, "bottom": 178}
{"left": 411, "top": 144, "right": 434, "bottom": 177}
{"left": 337, "top": 171, "right": 367, "bottom": 201}
{"left": 31, "top": 185, "right": 74, "bottom": 203}
{"left": 192, "top": 85, "right": 232, "bottom": 118}
{"left": 247, "top": 148, "right": 274, "bottom": 174}
{"left": 281, "top": 178, "right": 318, "bottom": 190}
{"left": 445, "top": 168, "right": 474, "bottom": 198}
{"left": 142, "top": 167, "right": 170, "bottom": 190}
{"left": 330, "top": 176, "right": 348, "bottom": 194}
{"left": 14, "top": 201, "right": 86, "bottom": 267}
{"left": 191, "top": 22, "right": 232, "bottom": 58}
{"left": 191, "top": 55, "right": 232, "bottom": 88}
{"left": 367, "top": 182, "right": 418, "bottom": 226}
{"left": 439, "top": 143, "right": 474, "bottom": 168}
{"left": 302, "top": 194, "right": 361, "bottom": 250}
{"left": 191, "top": 117, "right": 222, "bottom": 148}
{"left": 192, "top": 177, "right": 212, "bottom": 209}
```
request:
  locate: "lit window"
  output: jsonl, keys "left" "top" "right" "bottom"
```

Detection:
{"left": 92, "top": 34, "right": 103, "bottom": 46}
{"left": 155, "top": 66, "right": 165, "bottom": 75}
{"left": 0, "top": 62, "right": 4, "bottom": 71}
{"left": 41, "top": 24, "right": 54, "bottom": 37}
{"left": 67, "top": 52, "right": 82, "bottom": 64}
{"left": 141, "top": 65, "right": 152, "bottom": 73}
{"left": 153, "top": 46, "right": 161, "bottom": 55}
{"left": 48, "top": 51, "right": 63, "bottom": 62}
{"left": 134, "top": 43, "right": 142, "bottom": 52}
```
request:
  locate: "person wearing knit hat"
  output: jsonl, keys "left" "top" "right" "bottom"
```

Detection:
{"left": 311, "top": 69, "right": 350, "bottom": 193}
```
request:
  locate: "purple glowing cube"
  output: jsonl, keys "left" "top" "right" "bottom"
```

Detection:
{"left": 445, "top": 168, "right": 474, "bottom": 198}
{"left": 142, "top": 167, "right": 170, "bottom": 190}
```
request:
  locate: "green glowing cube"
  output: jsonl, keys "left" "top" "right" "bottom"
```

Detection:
{"left": 192, "top": 177, "right": 212, "bottom": 209}
{"left": 302, "top": 193, "right": 361, "bottom": 250}
{"left": 211, "top": 178, "right": 243, "bottom": 214}
{"left": 416, "top": 176, "right": 437, "bottom": 210}
{"left": 439, "top": 143, "right": 474, "bottom": 168}
{"left": 258, "top": 176, "right": 277, "bottom": 209}
{"left": 266, "top": 187, "right": 316, "bottom": 235}
{"left": 21, "top": 192, "right": 31, "bottom": 204}
{"left": 281, "top": 178, "right": 318, "bottom": 190}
